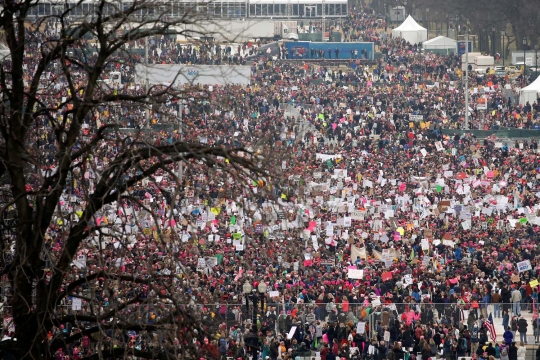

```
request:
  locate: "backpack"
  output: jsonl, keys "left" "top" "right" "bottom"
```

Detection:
{"left": 501, "top": 347, "right": 508, "bottom": 356}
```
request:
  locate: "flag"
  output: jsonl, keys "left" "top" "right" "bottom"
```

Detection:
{"left": 484, "top": 313, "right": 497, "bottom": 342}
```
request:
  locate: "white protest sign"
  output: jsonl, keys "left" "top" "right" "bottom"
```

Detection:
{"left": 404, "top": 274, "right": 414, "bottom": 286}
{"left": 72, "top": 298, "right": 82, "bottom": 310}
{"left": 73, "top": 255, "right": 87, "bottom": 269}
{"left": 206, "top": 257, "right": 218, "bottom": 267}
{"left": 517, "top": 260, "right": 532, "bottom": 273}
{"left": 347, "top": 269, "right": 364, "bottom": 279}
{"left": 356, "top": 322, "right": 366, "bottom": 334}
{"left": 442, "top": 239, "right": 455, "bottom": 247}
{"left": 351, "top": 210, "right": 365, "bottom": 220}
{"left": 287, "top": 326, "right": 297, "bottom": 339}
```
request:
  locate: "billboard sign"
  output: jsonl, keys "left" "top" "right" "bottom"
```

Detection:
{"left": 135, "top": 64, "right": 252, "bottom": 86}
{"left": 457, "top": 41, "right": 473, "bottom": 56}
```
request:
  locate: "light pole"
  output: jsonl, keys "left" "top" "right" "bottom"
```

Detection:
{"left": 243, "top": 281, "right": 267, "bottom": 360}
{"left": 523, "top": 37, "right": 527, "bottom": 67}
{"left": 243, "top": 281, "right": 257, "bottom": 360}
{"left": 535, "top": 44, "right": 538, "bottom": 81}
{"left": 145, "top": 36, "right": 150, "bottom": 128}
{"left": 243, "top": 281, "right": 252, "bottom": 312}
{"left": 523, "top": 37, "right": 527, "bottom": 86}
{"left": 491, "top": 27, "right": 496, "bottom": 56}
{"left": 321, "top": 0, "right": 325, "bottom": 42}
{"left": 465, "top": 23, "right": 469, "bottom": 129}
{"left": 501, "top": 28, "right": 505, "bottom": 67}
{"left": 425, "top": 8, "right": 429, "bottom": 38}
{"left": 403, "top": 0, "right": 407, "bottom": 20}
{"left": 177, "top": 103, "right": 183, "bottom": 183}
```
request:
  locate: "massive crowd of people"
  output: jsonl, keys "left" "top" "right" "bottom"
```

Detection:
{"left": 4, "top": 2, "right": 540, "bottom": 360}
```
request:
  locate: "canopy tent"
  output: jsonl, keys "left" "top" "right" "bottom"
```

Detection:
{"left": 391, "top": 15, "right": 427, "bottom": 45}
{"left": 423, "top": 35, "right": 456, "bottom": 54}
{"left": 520, "top": 76, "right": 540, "bottom": 105}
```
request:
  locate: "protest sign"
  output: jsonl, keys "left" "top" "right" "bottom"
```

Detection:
{"left": 517, "top": 260, "right": 532, "bottom": 272}
{"left": 72, "top": 298, "right": 82, "bottom": 311}
{"left": 356, "top": 322, "right": 366, "bottom": 334}
{"left": 347, "top": 269, "right": 364, "bottom": 279}
{"left": 382, "top": 271, "right": 393, "bottom": 281}
{"left": 287, "top": 326, "right": 297, "bottom": 339}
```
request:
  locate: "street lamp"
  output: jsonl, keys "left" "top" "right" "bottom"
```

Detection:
{"left": 524, "top": 37, "right": 527, "bottom": 65}
{"left": 501, "top": 28, "right": 506, "bottom": 66}
{"left": 491, "top": 27, "right": 496, "bottom": 56}
{"left": 523, "top": 37, "right": 527, "bottom": 86}
{"left": 243, "top": 281, "right": 252, "bottom": 311}
{"left": 425, "top": 8, "right": 429, "bottom": 36}
{"left": 535, "top": 44, "right": 538, "bottom": 80}
{"left": 403, "top": 1, "right": 407, "bottom": 20}
{"left": 243, "top": 281, "right": 267, "bottom": 360}
{"left": 258, "top": 282, "right": 267, "bottom": 294}
{"left": 242, "top": 281, "right": 258, "bottom": 360}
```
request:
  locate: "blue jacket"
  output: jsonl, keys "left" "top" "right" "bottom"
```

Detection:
{"left": 503, "top": 330, "right": 514, "bottom": 344}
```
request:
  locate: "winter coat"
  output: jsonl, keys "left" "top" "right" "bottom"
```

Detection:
{"left": 518, "top": 318, "right": 528, "bottom": 333}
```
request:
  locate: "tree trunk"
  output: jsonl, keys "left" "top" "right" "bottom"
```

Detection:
{"left": 13, "top": 311, "right": 47, "bottom": 359}
{"left": 10, "top": 261, "right": 48, "bottom": 359}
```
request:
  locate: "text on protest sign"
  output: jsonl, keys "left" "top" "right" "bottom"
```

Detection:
{"left": 347, "top": 269, "right": 364, "bottom": 279}
{"left": 517, "top": 260, "right": 532, "bottom": 273}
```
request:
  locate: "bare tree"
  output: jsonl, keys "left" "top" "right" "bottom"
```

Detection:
{"left": 412, "top": 0, "right": 540, "bottom": 51}
{"left": 0, "top": 0, "right": 278, "bottom": 358}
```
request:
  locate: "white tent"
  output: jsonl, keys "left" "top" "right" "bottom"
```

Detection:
{"left": 423, "top": 36, "right": 456, "bottom": 53}
{"left": 519, "top": 76, "right": 540, "bottom": 105}
{"left": 392, "top": 15, "right": 427, "bottom": 45}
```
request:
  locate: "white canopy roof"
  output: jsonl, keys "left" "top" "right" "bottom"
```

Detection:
{"left": 391, "top": 15, "right": 427, "bottom": 45}
{"left": 522, "top": 76, "right": 540, "bottom": 92}
{"left": 394, "top": 15, "right": 426, "bottom": 32}
{"left": 520, "top": 76, "right": 540, "bottom": 105}
{"left": 423, "top": 35, "right": 456, "bottom": 49}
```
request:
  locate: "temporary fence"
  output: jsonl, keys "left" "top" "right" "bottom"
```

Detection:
{"left": 0, "top": 298, "right": 537, "bottom": 342}
{"left": 158, "top": 301, "right": 539, "bottom": 342}
{"left": 1, "top": 299, "right": 540, "bottom": 360}
{"left": 440, "top": 129, "right": 540, "bottom": 138}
